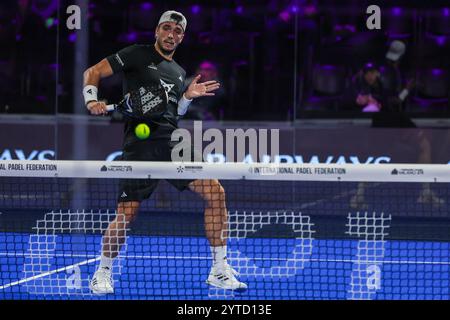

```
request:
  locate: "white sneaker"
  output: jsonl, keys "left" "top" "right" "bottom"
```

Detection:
{"left": 226, "top": 263, "right": 240, "bottom": 277}
{"left": 206, "top": 263, "right": 247, "bottom": 291}
{"left": 89, "top": 267, "right": 114, "bottom": 294}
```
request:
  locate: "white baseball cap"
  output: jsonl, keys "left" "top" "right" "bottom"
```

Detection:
{"left": 386, "top": 40, "right": 406, "bottom": 61}
{"left": 158, "top": 10, "right": 187, "bottom": 31}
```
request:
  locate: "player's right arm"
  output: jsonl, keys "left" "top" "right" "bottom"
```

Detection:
{"left": 83, "top": 45, "right": 140, "bottom": 115}
{"left": 83, "top": 59, "right": 114, "bottom": 115}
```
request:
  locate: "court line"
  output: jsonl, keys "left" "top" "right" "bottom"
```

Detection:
{"left": 0, "top": 257, "right": 100, "bottom": 290}
{"left": 4, "top": 241, "right": 448, "bottom": 264}
{"left": 1, "top": 250, "right": 449, "bottom": 291}
{"left": 1, "top": 251, "right": 450, "bottom": 265}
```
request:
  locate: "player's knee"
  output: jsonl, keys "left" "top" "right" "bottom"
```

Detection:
{"left": 212, "top": 179, "right": 225, "bottom": 192}
{"left": 210, "top": 179, "right": 226, "bottom": 199}
{"left": 117, "top": 201, "right": 140, "bottom": 223}
{"left": 202, "top": 180, "right": 226, "bottom": 204}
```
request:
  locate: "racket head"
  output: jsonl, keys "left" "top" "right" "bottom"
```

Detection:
{"left": 115, "top": 84, "right": 168, "bottom": 120}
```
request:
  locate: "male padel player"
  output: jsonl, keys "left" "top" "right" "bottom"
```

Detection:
{"left": 82, "top": 10, "right": 247, "bottom": 294}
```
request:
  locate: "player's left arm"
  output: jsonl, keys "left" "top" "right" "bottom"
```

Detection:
{"left": 178, "top": 74, "right": 221, "bottom": 115}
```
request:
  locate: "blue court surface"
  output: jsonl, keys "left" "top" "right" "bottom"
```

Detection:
{"left": 1, "top": 233, "right": 449, "bottom": 300}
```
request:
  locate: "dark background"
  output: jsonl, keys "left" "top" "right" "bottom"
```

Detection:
{"left": 0, "top": 0, "right": 449, "bottom": 119}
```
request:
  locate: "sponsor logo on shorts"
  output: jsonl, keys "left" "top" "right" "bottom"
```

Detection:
{"left": 177, "top": 166, "right": 184, "bottom": 173}
{"left": 100, "top": 165, "right": 132, "bottom": 172}
{"left": 391, "top": 168, "right": 424, "bottom": 175}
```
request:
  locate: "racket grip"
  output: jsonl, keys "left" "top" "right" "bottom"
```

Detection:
{"left": 105, "top": 104, "right": 116, "bottom": 112}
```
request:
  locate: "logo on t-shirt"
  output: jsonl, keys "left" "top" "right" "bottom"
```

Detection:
{"left": 114, "top": 53, "right": 125, "bottom": 67}
{"left": 160, "top": 79, "right": 175, "bottom": 93}
{"left": 139, "top": 87, "right": 164, "bottom": 114}
{"left": 148, "top": 63, "right": 158, "bottom": 70}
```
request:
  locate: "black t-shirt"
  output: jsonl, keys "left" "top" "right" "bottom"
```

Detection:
{"left": 107, "top": 44, "right": 187, "bottom": 147}
{"left": 380, "top": 62, "right": 402, "bottom": 96}
{"left": 347, "top": 75, "right": 388, "bottom": 110}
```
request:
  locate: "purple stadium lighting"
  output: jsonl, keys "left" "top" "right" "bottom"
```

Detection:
{"left": 443, "top": 8, "right": 449, "bottom": 17}
{"left": 431, "top": 69, "right": 443, "bottom": 76}
{"left": 391, "top": 7, "right": 402, "bottom": 16}
{"left": 127, "top": 32, "right": 137, "bottom": 42}
{"left": 436, "top": 36, "right": 446, "bottom": 46}
{"left": 235, "top": 5, "right": 243, "bottom": 15}
{"left": 279, "top": 10, "right": 290, "bottom": 22}
{"left": 68, "top": 33, "right": 76, "bottom": 42}
{"left": 191, "top": 5, "right": 201, "bottom": 15}
{"left": 290, "top": 5, "right": 299, "bottom": 14}
{"left": 141, "top": 2, "right": 153, "bottom": 11}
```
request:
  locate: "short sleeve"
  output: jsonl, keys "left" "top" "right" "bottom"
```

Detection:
{"left": 106, "top": 45, "right": 140, "bottom": 74}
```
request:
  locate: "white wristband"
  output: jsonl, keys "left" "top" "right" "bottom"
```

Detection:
{"left": 83, "top": 85, "right": 98, "bottom": 106}
{"left": 398, "top": 89, "right": 409, "bottom": 101}
{"left": 178, "top": 93, "right": 192, "bottom": 115}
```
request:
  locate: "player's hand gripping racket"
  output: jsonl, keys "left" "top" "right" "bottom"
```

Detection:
{"left": 106, "top": 84, "right": 168, "bottom": 120}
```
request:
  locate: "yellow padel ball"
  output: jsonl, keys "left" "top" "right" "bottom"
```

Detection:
{"left": 135, "top": 123, "right": 150, "bottom": 140}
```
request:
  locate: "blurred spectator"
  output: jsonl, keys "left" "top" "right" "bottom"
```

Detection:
{"left": 383, "top": 40, "right": 406, "bottom": 97}
{"left": 373, "top": 40, "right": 417, "bottom": 127}
{"left": 380, "top": 40, "right": 415, "bottom": 111}
{"left": 347, "top": 62, "right": 386, "bottom": 113}
{"left": 350, "top": 54, "right": 444, "bottom": 211}
{"left": 183, "top": 61, "right": 227, "bottom": 120}
{"left": 0, "top": 1, "right": 447, "bottom": 119}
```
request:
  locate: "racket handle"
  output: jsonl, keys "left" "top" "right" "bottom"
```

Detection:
{"left": 105, "top": 104, "right": 116, "bottom": 112}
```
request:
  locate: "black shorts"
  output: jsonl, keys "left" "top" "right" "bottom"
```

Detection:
{"left": 118, "top": 139, "right": 197, "bottom": 202}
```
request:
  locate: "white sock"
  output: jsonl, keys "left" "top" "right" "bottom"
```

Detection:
{"left": 99, "top": 254, "right": 114, "bottom": 270}
{"left": 210, "top": 245, "right": 227, "bottom": 267}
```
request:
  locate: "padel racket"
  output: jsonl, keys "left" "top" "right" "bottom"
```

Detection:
{"left": 106, "top": 84, "right": 168, "bottom": 120}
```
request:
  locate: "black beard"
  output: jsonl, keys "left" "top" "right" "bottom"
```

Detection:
{"left": 156, "top": 40, "right": 175, "bottom": 56}
{"left": 160, "top": 47, "right": 174, "bottom": 55}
